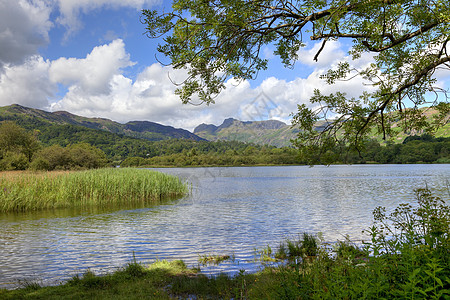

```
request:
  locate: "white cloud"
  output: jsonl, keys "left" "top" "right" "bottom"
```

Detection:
{"left": 49, "top": 39, "right": 135, "bottom": 95}
{"left": 50, "top": 60, "right": 257, "bottom": 131}
{"left": 55, "top": 0, "right": 161, "bottom": 37}
{"left": 0, "top": 37, "right": 371, "bottom": 132}
{"left": 297, "top": 40, "right": 346, "bottom": 68}
{"left": 0, "top": 0, "right": 52, "bottom": 68}
{"left": 0, "top": 55, "right": 54, "bottom": 108}
{"left": 0, "top": 33, "right": 377, "bottom": 133}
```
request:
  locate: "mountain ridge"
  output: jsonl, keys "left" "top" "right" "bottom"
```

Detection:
{"left": 194, "top": 118, "right": 299, "bottom": 147}
{"left": 194, "top": 109, "right": 450, "bottom": 147}
{"left": 0, "top": 104, "right": 204, "bottom": 142}
{"left": 1, "top": 104, "right": 448, "bottom": 149}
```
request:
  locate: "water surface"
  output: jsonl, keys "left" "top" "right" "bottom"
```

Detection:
{"left": 0, "top": 165, "right": 448, "bottom": 288}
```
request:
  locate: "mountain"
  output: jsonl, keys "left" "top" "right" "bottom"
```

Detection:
{"left": 0, "top": 104, "right": 203, "bottom": 142}
{"left": 194, "top": 118, "right": 300, "bottom": 147}
{"left": 195, "top": 108, "right": 450, "bottom": 147}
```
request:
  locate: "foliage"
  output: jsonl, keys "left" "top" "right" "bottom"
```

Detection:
{"left": 31, "top": 143, "right": 108, "bottom": 171}
{"left": 143, "top": 0, "right": 450, "bottom": 164}
{"left": 0, "top": 152, "right": 29, "bottom": 171}
{"left": 1, "top": 121, "right": 447, "bottom": 170}
{"left": 256, "top": 188, "right": 450, "bottom": 299}
{"left": 120, "top": 133, "right": 449, "bottom": 167}
{"left": 274, "top": 233, "right": 319, "bottom": 260}
{"left": 121, "top": 144, "right": 300, "bottom": 167}
{"left": 334, "top": 236, "right": 367, "bottom": 260}
{"left": 297, "top": 134, "right": 450, "bottom": 165}
{"left": 365, "top": 188, "right": 450, "bottom": 256}
{"left": 0, "top": 121, "right": 40, "bottom": 169}
{"left": 0, "top": 168, "right": 188, "bottom": 212}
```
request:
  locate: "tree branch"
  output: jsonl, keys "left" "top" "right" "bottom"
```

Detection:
{"left": 312, "top": 22, "right": 439, "bottom": 53}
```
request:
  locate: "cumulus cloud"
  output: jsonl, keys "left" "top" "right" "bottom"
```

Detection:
{"left": 242, "top": 44, "right": 376, "bottom": 124}
{"left": 50, "top": 60, "right": 257, "bottom": 131}
{"left": 0, "top": 0, "right": 52, "bottom": 68}
{"left": 0, "top": 37, "right": 372, "bottom": 131}
{"left": 49, "top": 39, "right": 135, "bottom": 95}
{"left": 0, "top": 36, "right": 375, "bottom": 132}
{"left": 0, "top": 56, "right": 54, "bottom": 108}
{"left": 0, "top": 0, "right": 377, "bottom": 131}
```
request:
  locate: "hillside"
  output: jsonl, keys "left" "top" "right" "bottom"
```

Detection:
{"left": 195, "top": 108, "right": 450, "bottom": 147}
{"left": 194, "top": 118, "right": 327, "bottom": 147}
{"left": 0, "top": 104, "right": 203, "bottom": 141}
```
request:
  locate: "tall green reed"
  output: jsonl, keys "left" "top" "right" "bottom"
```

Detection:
{"left": 0, "top": 168, "right": 188, "bottom": 212}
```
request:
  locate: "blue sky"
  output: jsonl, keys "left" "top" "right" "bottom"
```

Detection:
{"left": 1, "top": 1, "right": 448, "bottom": 131}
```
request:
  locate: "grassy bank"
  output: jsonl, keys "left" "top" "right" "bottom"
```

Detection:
{"left": 0, "top": 168, "right": 188, "bottom": 212}
{"left": 1, "top": 188, "right": 448, "bottom": 299}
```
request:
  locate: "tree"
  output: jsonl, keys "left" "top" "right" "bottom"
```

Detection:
{"left": 142, "top": 0, "right": 449, "bottom": 163}
{"left": 31, "top": 143, "right": 108, "bottom": 171}
{"left": 66, "top": 143, "right": 108, "bottom": 169}
{"left": 0, "top": 121, "right": 40, "bottom": 163}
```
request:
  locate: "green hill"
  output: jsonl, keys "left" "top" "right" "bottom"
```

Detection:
{"left": 194, "top": 118, "right": 325, "bottom": 147}
{"left": 0, "top": 104, "right": 203, "bottom": 142}
{"left": 194, "top": 109, "right": 450, "bottom": 147}
{"left": 0, "top": 104, "right": 205, "bottom": 161}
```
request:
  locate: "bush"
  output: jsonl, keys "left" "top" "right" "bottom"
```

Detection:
{"left": 0, "top": 152, "right": 29, "bottom": 170}
{"left": 29, "top": 157, "right": 51, "bottom": 171}
{"left": 31, "top": 143, "right": 108, "bottom": 170}
{"left": 274, "top": 233, "right": 319, "bottom": 260}
{"left": 120, "top": 156, "right": 146, "bottom": 167}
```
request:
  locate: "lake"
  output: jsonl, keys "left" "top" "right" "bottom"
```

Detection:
{"left": 0, "top": 164, "right": 448, "bottom": 288}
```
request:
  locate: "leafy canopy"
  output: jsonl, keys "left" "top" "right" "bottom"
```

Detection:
{"left": 142, "top": 0, "right": 449, "bottom": 163}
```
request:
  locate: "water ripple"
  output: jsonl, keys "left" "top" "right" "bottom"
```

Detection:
{"left": 0, "top": 165, "right": 448, "bottom": 288}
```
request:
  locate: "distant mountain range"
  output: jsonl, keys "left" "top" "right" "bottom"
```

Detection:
{"left": 194, "top": 118, "right": 329, "bottom": 147}
{"left": 1, "top": 104, "right": 448, "bottom": 149}
{"left": 194, "top": 108, "right": 450, "bottom": 146}
{"left": 0, "top": 104, "right": 203, "bottom": 141}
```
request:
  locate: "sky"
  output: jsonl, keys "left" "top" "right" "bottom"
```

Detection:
{"left": 1, "top": 0, "right": 448, "bottom": 132}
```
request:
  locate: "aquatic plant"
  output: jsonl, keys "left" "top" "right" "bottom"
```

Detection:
{"left": 273, "top": 233, "right": 319, "bottom": 260}
{"left": 198, "top": 254, "right": 233, "bottom": 266}
{"left": 0, "top": 168, "right": 188, "bottom": 212}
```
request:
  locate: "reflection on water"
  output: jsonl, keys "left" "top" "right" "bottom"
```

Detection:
{"left": 0, "top": 165, "right": 448, "bottom": 288}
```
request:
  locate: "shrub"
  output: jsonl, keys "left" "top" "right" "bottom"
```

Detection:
{"left": 29, "top": 157, "right": 50, "bottom": 171}
{"left": 31, "top": 143, "right": 108, "bottom": 170}
{"left": 0, "top": 152, "right": 29, "bottom": 170}
{"left": 274, "top": 233, "right": 319, "bottom": 260}
{"left": 365, "top": 188, "right": 450, "bottom": 256}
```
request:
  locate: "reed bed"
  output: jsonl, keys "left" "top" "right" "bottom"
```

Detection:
{"left": 0, "top": 168, "right": 188, "bottom": 212}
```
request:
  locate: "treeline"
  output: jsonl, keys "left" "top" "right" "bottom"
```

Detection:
{"left": 34, "top": 124, "right": 298, "bottom": 164}
{"left": 0, "top": 121, "right": 299, "bottom": 170}
{"left": 123, "top": 135, "right": 450, "bottom": 167}
{"left": 0, "top": 121, "right": 448, "bottom": 170}
{"left": 307, "top": 134, "right": 450, "bottom": 165}
{"left": 121, "top": 144, "right": 299, "bottom": 167}
{"left": 0, "top": 121, "right": 108, "bottom": 171}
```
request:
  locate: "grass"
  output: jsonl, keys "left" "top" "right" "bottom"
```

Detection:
{"left": 1, "top": 188, "right": 449, "bottom": 299}
{"left": 0, "top": 168, "right": 188, "bottom": 212}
